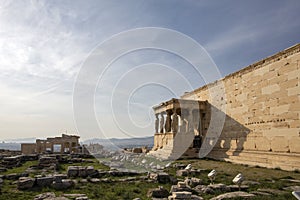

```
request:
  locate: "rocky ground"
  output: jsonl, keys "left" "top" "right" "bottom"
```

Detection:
{"left": 0, "top": 152, "right": 299, "bottom": 199}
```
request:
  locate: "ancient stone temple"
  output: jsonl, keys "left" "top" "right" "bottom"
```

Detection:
{"left": 21, "top": 134, "right": 80, "bottom": 154}
{"left": 149, "top": 44, "right": 300, "bottom": 171}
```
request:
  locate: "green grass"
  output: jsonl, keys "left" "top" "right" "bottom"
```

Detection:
{"left": 58, "top": 158, "right": 110, "bottom": 173}
{"left": 2, "top": 160, "right": 38, "bottom": 175}
{"left": 1, "top": 158, "right": 300, "bottom": 200}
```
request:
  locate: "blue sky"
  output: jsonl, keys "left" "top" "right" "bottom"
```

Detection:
{"left": 0, "top": 0, "right": 299, "bottom": 140}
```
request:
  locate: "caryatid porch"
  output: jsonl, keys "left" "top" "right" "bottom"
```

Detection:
{"left": 152, "top": 98, "right": 207, "bottom": 156}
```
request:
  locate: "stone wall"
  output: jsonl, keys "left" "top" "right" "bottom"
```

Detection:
{"left": 21, "top": 143, "right": 37, "bottom": 154}
{"left": 181, "top": 44, "right": 300, "bottom": 171}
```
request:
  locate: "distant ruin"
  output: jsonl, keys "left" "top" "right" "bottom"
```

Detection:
{"left": 21, "top": 134, "right": 82, "bottom": 154}
{"left": 149, "top": 44, "right": 300, "bottom": 171}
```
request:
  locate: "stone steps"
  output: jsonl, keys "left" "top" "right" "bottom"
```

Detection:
{"left": 207, "top": 149, "right": 300, "bottom": 171}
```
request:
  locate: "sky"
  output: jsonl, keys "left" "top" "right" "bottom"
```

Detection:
{"left": 0, "top": 0, "right": 299, "bottom": 141}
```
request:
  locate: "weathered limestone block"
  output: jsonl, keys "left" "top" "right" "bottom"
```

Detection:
{"left": 270, "top": 104, "right": 290, "bottom": 115}
{"left": 53, "top": 174, "right": 67, "bottom": 183}
{"left": 255, "top": 137, "right": 271, "bottom": 151}
{"left": 271, "top": 136, "right": 289, "bottom": 152}
{"left": 289, "top": 136, "right": 300, "bottom": 153}
{"left": 262, "top": 84, "right": 280, "bottom": 95}
{"left": 169, "top": 191, "right": 192, "bottom": 199}
{"left": 157, "top": 172, "right": 171, "bottom": 183}
{"left": 17, "top": 177, "right": 35, "bottom": 190}
{"left": 67, "top": 166, "right": 79, "bottom": 177}
{"left": 34, "top": 192, "right": 56, "bottom": 200}
{"left": 36, "top": 176, "right": 54, "bottom": 187}
{"left": 147, "top": 187, "right": 169, "bottom": 198}
{"left": 52, "top": 179, "right": 75, "bottom": 190}
{"left": 176, "top": 169, "right": 189, "bottom": 177}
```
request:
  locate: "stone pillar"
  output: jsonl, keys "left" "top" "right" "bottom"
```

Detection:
{"left": 192, "top": 109, "right": 200, "bottom": 135}
{"left": 61, "top": 143, "right": 65, "bottom": 154}
{"left": 180, "top": 110, "right": 188, "bottom": 133}
{"left": 155, "top": 114, "right": 159, "bottom": 133}
{"left": 160, "top": 113, "right": 164, "bottom": 133}
{"left": 172, "top": 111, "right": 179, "bottom": 134}
{"left": 186, "top": 109, "right": 193, "bottom": 133}
{"left": 165, "top": 110, "right": 172, "bottom": 133}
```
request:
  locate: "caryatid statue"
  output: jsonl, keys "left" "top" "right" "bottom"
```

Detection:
{"left": 165, "top": 111, "right": 172, "bottom": 132}
{"left": 155, "top": 114, "right": 159, "bottom": 133}
{"left": 172, "top": 111, "right": 179, "bottom": 134}
{"left": 160, "top": 113, "right": 164, "bottom": 133}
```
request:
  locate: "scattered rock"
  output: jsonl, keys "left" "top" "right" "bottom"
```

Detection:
{"left": 169, "top": 191, "right": 192, "bottom": 199}
{"left": 250, "top": 191, "right": 271, "bottom": 196}
{"left": 185, "top": 177, "right": 202, "bottom": 187}
{"left": 283, "top": 185, "right": 300, "bottom": 191}
{"left": 227, "top": 184, "right": 249, "bottom": 191}
{"left": 193, "top": 184, "right": 229, "bottom": 195}
{"left": 0, "top": 167, "right": 7, "bottom": 172}
{"left": 52, "top": 179, "right": 75, "bottom": 190}
{"left": 17, "top": 177, "right": 35, "bottom": 190}
{"left": 210, "top": 191, "right": 255, "bottom": 200}
{"left": 34, "top": 192, "right": 56, "bottom": 200}
{"left": 36, "top": 176, "right": 54, "bottom": 187}
{"left": 63, "top": 193, "right": 87, "bottom": 198}
{"left": 38, "top": 156, "right": 58, "bottom": 168}
{"left": 191, "top": 195, "right": 204, "bottom": 200}
{"left": 176, "top": 169, "right": 189, "bottom": 177}
{"left": 89, "top": 178, "right": 100, "bottom": 183}
{"left": 257, "top": 188, "right": 285, "bottom": 195}
{"left": 54, "top": 174, "right": 68, "bottom": 182}
{"left": 157, "top": 172, "right": 171, "bottom": 183}
{"left": 5, "top": 172, "right": 28, "bottom": 180}
{"left": 242, "top": 180, "right": 260, "bottom": 185}
{"left": 147, "top": 186, "right": 169, "bottom": 198}
{"left": 170, "top": 181, "right": 193, "bottom": 193}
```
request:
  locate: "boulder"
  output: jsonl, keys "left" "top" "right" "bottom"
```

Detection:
{"left": 67, "top": 166, "right": 79, "bottom": 177}
{"left": 52, "top": 179, "right": 75, "bottom": 190}
{"left": 176, "top": 169, "right": 189, "bottom": 177}
{"left": 36, "top": 176, "right": 54, "bottom": 187}
{"left": 157, "top": 172, "right": 170, "bottom": 183}
{"left": 194, "top": 184, "right": 229, "bottom": 195}
{"left": 89, "top": 178, "right": 100, "bottom": 183}
{"left": 17, "top": 177, "right": 35, "bottom": 190}
{"left": 185, "top": 177, "right": 202, "bottom": 187}
{"left": 169, "top": 191, "right": 192, "bottom": 199}
{"left": 54, "top": 174, "right": 68, "bottom": 183}
{"left": 147, "top": 187, "right": 169, "bottom": 198}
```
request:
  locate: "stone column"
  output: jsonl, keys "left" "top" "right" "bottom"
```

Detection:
{"left": 160, "top": 113, "right": 164, "bottom": 133}
{"left": 192, "top": 109, "right": 200, "bottom": 135}
{"left": 61, "top": 143, "right": 65, "bottom": 154}
{"left": 187, "top": 109, "right": 193, "bottom": 133}
{"left": 165, "top": 110, "right": 172, "bottom": 133}
{"left": 180, "top": 110, "right": 188, "bottom": 133}
{"left": 155, "top": 114, "right": 159, "bottom": 133}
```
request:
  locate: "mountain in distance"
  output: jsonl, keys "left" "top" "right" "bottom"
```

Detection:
{"left": 0, "top": 136, "right": 154, "bottom": 151}
{"left": 3, "top": 137, "right": 36, "bottom": 143}
{"left": 83, "top": 136, "right": 154, "bottom": 149}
